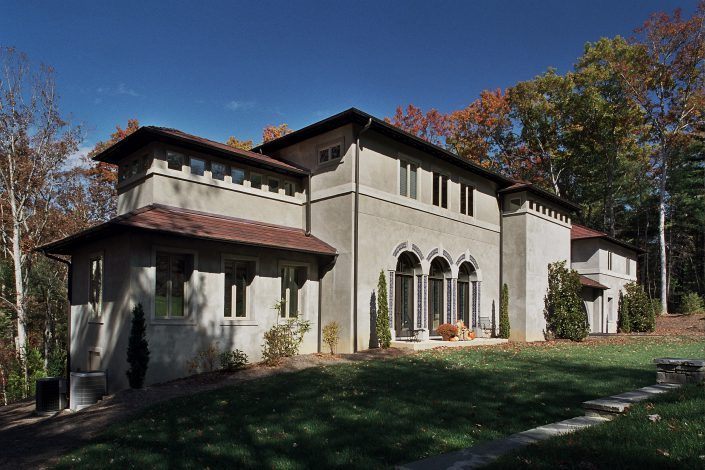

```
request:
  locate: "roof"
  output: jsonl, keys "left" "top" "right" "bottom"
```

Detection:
{"left": 571, "top": 224, "right": 645, "bottom": 253}
{"left": 579, "top": 275, "right": 609, "bottom": 290}
{"left": 38, "top": 205, "right": 337, "bottom": 257}
{"left": 92, "top": 126, "right": 308, "bottom": 176}
{"left": 253, "top": 107, "right": 515, "bottom": 187}
{"left": 498, "top": 181, "right": 582, "bottom": 212}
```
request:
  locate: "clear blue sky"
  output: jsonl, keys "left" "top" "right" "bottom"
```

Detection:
{"left": 1, "top": 0, "right": 696, "bottom": 151}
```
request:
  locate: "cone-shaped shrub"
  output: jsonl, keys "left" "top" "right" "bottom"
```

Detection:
{"left": 126, "top": 303, "right": 150, "bottom": 388}
{"left": 376, "top": 270, "right": 391, "bottom": 348}
{"left": 499, "top": 283, "right": 510, "bottom": 339}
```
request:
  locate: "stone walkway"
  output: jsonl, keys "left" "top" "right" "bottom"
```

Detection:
{"left": 400, "top": 383, "right": 681, "bottom": 469}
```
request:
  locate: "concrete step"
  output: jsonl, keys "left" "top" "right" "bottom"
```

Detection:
{"left": 582, "top": 383, "right": 681, "bottom": 417}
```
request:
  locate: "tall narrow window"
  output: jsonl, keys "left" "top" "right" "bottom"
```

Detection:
{"left": 607, "top": 252, "right": 613, "bottom": 271}
{"left": 166, "top": 151, "right": 184, "bottom": 170}
{"left": 155, "top": 252, "right": 190, "bottom": 318}
{"left": 190, "top": 157, "right": 206, "bottom": 176}
{"left": 212, "top": 162, "right": 226, "bottom": 181}
{"left": 460, "top": 183, "right": 474, "bottom": 216}
{"left": 433, "top": 172, "right": 448, "bottom": 208}
{"left": 399, "top": 160, "right": 418, "bottom": 199}
{"left": 224, "top": 260, "right": 250, "bottom": 318}
{"left": 626, "top": 258, "right": 631, "bottom": 275}
{"left": 89, "top": 255, "right": 103, "bottom": 316}
{"left": 232, "top": 168, "right": 246, "bottom": 185}
{"left": 280, "top": 266, "right": 306, "bottom": 318}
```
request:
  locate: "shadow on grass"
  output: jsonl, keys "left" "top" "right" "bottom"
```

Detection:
{"left": 56, "top": 340, "right": 703, "bottom": 469}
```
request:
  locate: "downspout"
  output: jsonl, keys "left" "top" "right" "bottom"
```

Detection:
{"left": 41, "top": 251, "right": 72, "bottom": 384}
{"left": 305, "top": 171, "right": 312, "bottom": 236}
{"left": 353, "top": 118, "right": 373, "bottom": 353}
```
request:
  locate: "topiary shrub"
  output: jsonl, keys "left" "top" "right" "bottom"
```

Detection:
{"left": 126, "top": 303, "right": 150, "bottom": 388}
{"left": 681, "top": 292, "right": 704, "bottom": 315}
{"left": 618, "top": 283, "right": 655, "bottom": 332}
{"left": 499, "top": 283, "right": 510, "bottom": 339}
{"left": 219, "top": 349, "right": 248, "bottom": 371}
{"left": 376, "top": 270, "right": 391, "bottom": 348}
{"left": 322, "top": 321, "right": 340, "bottom": 355}
{"left": 544, "top": 261, "right": 589, "bottom": 341}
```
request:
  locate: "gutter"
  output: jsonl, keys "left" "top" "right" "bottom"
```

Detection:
{"left": 40, "top": 251, "right": 72, "bottom": 389}
{"left": 353, "top": 118, "right": 373, "bottom": 353}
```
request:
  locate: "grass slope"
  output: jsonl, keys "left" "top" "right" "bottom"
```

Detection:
{"left": 57, "top": 337, "right": 703, "bottom": 469}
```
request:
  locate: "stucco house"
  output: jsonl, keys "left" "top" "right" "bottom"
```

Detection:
{"left": 39, "top": 108, "right": 641, "bottom": 392}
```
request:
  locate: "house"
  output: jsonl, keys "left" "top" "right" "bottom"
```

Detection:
{"left": 39, "top": 108, "right": 640, "bottom": 392}
{"left": 571, "top": 224, "right": 642, "bottom": 333}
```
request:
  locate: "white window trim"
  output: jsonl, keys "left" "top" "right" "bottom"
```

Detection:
{"left": 221, "top": 254, "right": 258, "bottom": 324}
{"left": 88, "top": 251, "right": 104, "bottom": 321}
{"left": 277, "top": 260, "right": 310, "bottom": 321}
{"left": 317, "top": 139, "right": 344, "bottom": 168}
{"left": 150, "top": 246, "right": 198, "bottom": 324}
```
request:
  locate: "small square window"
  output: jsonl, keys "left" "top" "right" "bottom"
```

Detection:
{"left": 319, "top": 148, "right": 329, "bottom": 164}
{"left": 268, "top": 178, "right": 280, "bottom": 193}
{"left": 166, "top": 151, "right": 184, "bottom": 170}
{"left": 250, "top": 173, "right": 263, "bottom": 189}
{"left": 330, "top": 145, "right": 341, "bottom": 159}
{"left": 284, "top": 181, "right": 296, "bottom": 197}
{"left": 190, "top": 157, "right": 205, "bottom": 176}
{"left": 212, "top": 162, "right": 226, "bottom": 181}
{"left": 232, "top": 168, "right": 245, "bottom": 185}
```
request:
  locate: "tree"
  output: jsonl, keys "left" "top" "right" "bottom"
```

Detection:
{"left": 386, "top": 104, "right": 448, "bottom": 146}
{"left": 376, "top": 270, "right": 391, "bottom": 348}
{"left": 226, "top": 136, "right": 253, "bottom": 151}
{"left": 544, "top": 261, "right": 589, "bottom": 341}
{"left": 262, "top": 123, "right": 292, "bottom": 143}
{"left": 126, "top": 303, "right": 149, "bottom": 388}
{"left": 0, "top": 48, "right": 80, "bottom": 387}
{"left": 499, "top": 283, "right": 510, "bottom": 339}
{"left": 618, "top": 283, "right": 655, "bottom": 332}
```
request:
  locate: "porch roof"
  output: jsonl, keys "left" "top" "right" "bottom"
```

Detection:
{"left": 579, "top": 275, "right": 609, "bottom": 290}
{"left": 38, "top": 204, "right": 337, "bottom": 257}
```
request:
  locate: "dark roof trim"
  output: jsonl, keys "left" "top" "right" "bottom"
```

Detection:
{"left": 498, "top": 182, "right": 582, "bottom": 212}
{"left": 579, "top": 275, "right": 609, "bottom": 290}
{"left": 253, "top": 107, "right": 515, "bottom": 186}
{"left": 92, "top": 126, "right": 308, "bottom": 176}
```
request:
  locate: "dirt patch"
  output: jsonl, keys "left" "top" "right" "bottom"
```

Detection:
{"left": 653, "top": 313, "right": 704, "bottom": 336}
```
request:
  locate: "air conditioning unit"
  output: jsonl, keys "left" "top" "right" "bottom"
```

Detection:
{"left": 35, "top": 377, "right": 68, "bottom": 415}
{"left": 69, "top": 371, "right": 107, "bottom": 411}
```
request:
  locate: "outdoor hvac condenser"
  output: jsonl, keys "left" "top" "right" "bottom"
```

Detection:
{"left": 69, "top": 371, "right": 107, "bottom": 411}
{"left": 35, "top": 377, "right": 68, "bottom": 415}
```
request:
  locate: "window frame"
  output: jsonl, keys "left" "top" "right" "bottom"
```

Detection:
{"left": 88, "top": 252, "right": 104, "bottom": 318}
{"left": 166, "top": 150, "right": 185, "bottom": 171}
{"left": 278, "top": 261, "right": 309, "bottom": 320}
{"left": 249, "top": 172, "right": 263, "bottom": 189}
{"left": 317, "top": 140, "right": 344, "bottom": 166}
{"left": 432, "top": 172, "right": 449, "bottom": 209}
{"left": 460, "top": 182, "right": 475, "bottom": 216}
{"left": 267, "top": 177, "right": 280, "bottom": 194}
{"left": 607, "top": 251, "right": 613, "bottom": 271}
{"left": 221, "top": 254, "right": 258, "bottom": 322}
{"left": 231, "top": 167, "right": 246, "bottom": 185}
{"left": 152, "top": 247, "right": 197, "bottom": 322}
{"left": 398, "top": 158, "right": 419, "bottom": 200}
{"left": 189, "top": 156, "right": 206, "bottom": 177}
{"left": 211, "top": 161, "right": 227, "bottom": 181}
{"left": 283, "top": 181, "right": 296, "bottom": 197}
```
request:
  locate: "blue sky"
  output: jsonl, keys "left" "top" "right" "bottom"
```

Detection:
{"left": 2, "top": 0, "right": 696, "bottom": 153}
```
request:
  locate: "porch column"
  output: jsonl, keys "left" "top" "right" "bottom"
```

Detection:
{"left": 416, "top": 275, "right": 423, "bottom": 329}
{"left": 387, "top": 270, "right": 395, "bottom": 330}
{"left": 471, "top": 281, "right": 478, "bottom": 328}
{"left": 422, "top": 275, "right": 428, "bottom": 329}
{"left": 450, "top": 278, "right": 458, "bottom": 323}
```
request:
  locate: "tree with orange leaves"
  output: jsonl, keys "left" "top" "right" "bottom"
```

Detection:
{"left": 385, "top": 104, "right": 448, "bottom": 146}
{"left": 262, "top": 123, "right": 292, "bottom": 143}
{"left": 225, "top": 136, "right": 253, "bottom": 151}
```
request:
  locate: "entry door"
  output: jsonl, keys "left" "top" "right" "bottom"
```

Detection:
{"left": 458, "top": 281, "right": 470, "bottom": 328}
{"left": 428, "top": 277, "right": 443, "bottom": 335}
{"left": 394, "top": 274, "right": 413, "bottom": 337}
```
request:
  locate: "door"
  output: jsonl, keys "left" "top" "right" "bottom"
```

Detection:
{"left": 428, "top": 277, "right": 443, "bottom": 335}
{"left": 394, "top": 274, "right": 413, "bottom": 337}
{"left": 458, "top": 280, "right": 470, "bottom": 328}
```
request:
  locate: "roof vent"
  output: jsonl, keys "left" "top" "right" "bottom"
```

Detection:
{"left": 69, "top": 371, "right": 107, "bottom": 411}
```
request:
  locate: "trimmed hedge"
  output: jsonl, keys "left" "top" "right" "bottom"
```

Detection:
{"left": 544, "top": 261, "right": 589, "bottom": 341}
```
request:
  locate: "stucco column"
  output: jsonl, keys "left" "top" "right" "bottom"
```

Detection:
{"left": 387, "top": 270, "right": 394, "bottom": 332}
{"left": 450, "top": 278, "right": 457, "bottom": 323}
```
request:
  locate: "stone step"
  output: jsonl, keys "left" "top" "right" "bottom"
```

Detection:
{"left": 582, "top": 383, "right": 681, "bottom": 416}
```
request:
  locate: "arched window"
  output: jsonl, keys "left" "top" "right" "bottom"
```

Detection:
{"left": 394, "top": 252, "right": 419, "bottom": 338}
{"left": 428, "top": 258, "right": 450, "bottom": 335}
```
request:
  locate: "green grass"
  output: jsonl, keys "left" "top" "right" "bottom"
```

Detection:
{"left": 56, "top": 337, "right": 703, "bottom": 469}
{"left": 488, "top": 383, "right": 705, "bottom": 469}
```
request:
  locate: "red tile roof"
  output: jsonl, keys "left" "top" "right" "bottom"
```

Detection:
{"left": 571, "top": 224, "right": 644, "bottom": 253}
{"left": 579, "top": 275, "right": 609, "bottom": 290}
{"left": 39, "top": 205, "right": 337, "bottom": 256}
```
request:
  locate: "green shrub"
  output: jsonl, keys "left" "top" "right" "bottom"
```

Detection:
{"left": 680, "top": 292, "right": 704, "bottom": 315}
{"left": 544, "top": 261, "right": 589, "bottom": 341}
{"left": 47, "top": 348, "right": 67, "bottom": 378}
{"left": 376, "top": 270, "right": 391, "bottom": 348}
{"left": 650, "top": 299, "right": 663, "bottom": 317}
{"left": 322, "top": 321, "right": 340, "bottom": 355}
{"left": 262, "top": 308, "right": 312, "bottom": 366}
{"left": 219, "top": 349, "right": 248, "bottom": 371}
{"left": 618, "top": 283, "right": 655, "bottom": 332}
{"left": 499, "top": 283, "right": 510, "bottom": 339}
{"left": 126, "top": 303, "right": 150, "bottom": 389}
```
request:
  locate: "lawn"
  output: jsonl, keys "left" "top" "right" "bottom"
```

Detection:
{"left": 56, "top": 337, "right": 703, "bottom": 469}
{"left": 488, "top": 383, "right": 705, "bottom": 469}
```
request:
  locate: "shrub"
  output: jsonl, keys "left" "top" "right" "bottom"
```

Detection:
{"left": 544, "top": 261, "right": 589, "bottom": 341}
{"left": 376, "top": 270, "right": 391, "bottom": 348}
{"left": 262, "top": 312, "right": 312, "bottom": 366}
{"left": 186, "top": 344, "right": 220, "bottom": 374}
{"left": 126, "top": 303, "right": 150, "bottom": 388}
{"left": 437, "top": 323, "right": 458, "bottom": 341}
{"left": 681, "top": 292, "right": 704, "bottom": 315}
{"left": 322, "top": 321, "right": 340, "bottom": 355}
{"left": 219, "top": 349, "right": 248, "bottom": 371}
{"left": 46, "top": 348, "right": 67, "bottom": 378}
{"left": 618, "top": 283, "right": 655, "bottom": 332}
{"left": 499, "top": 283, "right": 510, "bottom": 339}
{"left": 650, "top": 299, "right": 663, "bottom": 317}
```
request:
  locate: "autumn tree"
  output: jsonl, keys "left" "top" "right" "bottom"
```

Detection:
{"left": 0, "top": 48, "right": 80, "bottom": 386}
{"left": 262, "top": 123, "right": 292, "bottom": 143}
{"left": 385, "top": 104, "right": 448, "bottom": 146}
{"left": 225, "top": 136, "right": 253, "bottom": 151}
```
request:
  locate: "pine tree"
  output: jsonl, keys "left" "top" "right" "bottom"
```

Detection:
{"left": 126, "top": 303, "right": 150, "bottom": 388}
{"left": 499, "top": 283, "right": 510, "bottom": 339}
{"left": 376, "top": 270, "right": 391, "bottom": 348}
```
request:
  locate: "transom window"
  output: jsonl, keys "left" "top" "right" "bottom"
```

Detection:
{"left": 280, "top": 266, "right": 306, "bottom": 318}
{"left": 432, "top": 172, "right": 448, "bottom": 209}
{"left": 190, "top": 157, "right": 206, "bottom": 176}
{"left": 460, "top": 183, "right": 474, "bottom": 216}
{"left": 89, "top": 255, "right": 103, "bottom": 316}
{"left": 155, "top": 252, "right": 192, "bottom": 318}
{"left": 166, "top": 150, "right": 184, "bottom": 170}
{"left": 399, "top": 160, "right": 418, "bottom": 199}
{"left": 212, "top": 162, "right": 226, "bottom": 181}
{"left": 224, "top": 260, "right": 251, "bottom": 318}
{"left": 319, "top": 143, "right": 342, "bottom": 164}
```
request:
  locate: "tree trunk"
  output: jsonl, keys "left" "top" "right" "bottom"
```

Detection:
{"left": 658, "top": 155, "right": 668, "bottom": 315}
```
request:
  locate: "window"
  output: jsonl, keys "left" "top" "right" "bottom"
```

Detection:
{"left": 607, "top": 251, "right": 613, "bottom": 271}
{"left": 268, "top": 177, "right": 280, "bottom": 193}
{"left": 626, "top": 258, "right": 631, "bottom": 275}
{"left": 155, "top": 252, "right": 191, "bottom": 318}
{"left": 119, "top": 164, "right": 128, "bottom": 182}
{"left": 432, "top": 172, "right": 448, "bottom": 208}
{"left": 460, "top": 184, "right": 474, "bottom": 216}
{"left": 166, "top": 150, "right": 184, "bottom": 170}
{"left": 130, "top": 159, "right": 140, "bottom": 177}
{"left": 224, "top": 260, "right": 251, "bottom": 318}
{"left": 212, "top": 162, "right": 226, "bottom": 181}
{"left": 89, "top": 255, "right": 103, "bottom": 316}
{"left": 250, "top": 172, "right": 263, "bottom": 189}
{"left": 141, "top": 153, "right": 151, "bottom": 171}
{"left": 284, "top": 181, "right": 296, "bottom": 196}
{"left": 190, "top": 157, "right": 206, "bottom": 176}
{"left": 232, "top": 168, "right": 246, "bottom": 185}
{"left": 318, "top": 143, "right": 342, "bottom": 164}
{"left": 399, "top": 160, "right": 418, "bottom": 199}
{"left": 280, "top": 266, "right": 306, "bottom": 318}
